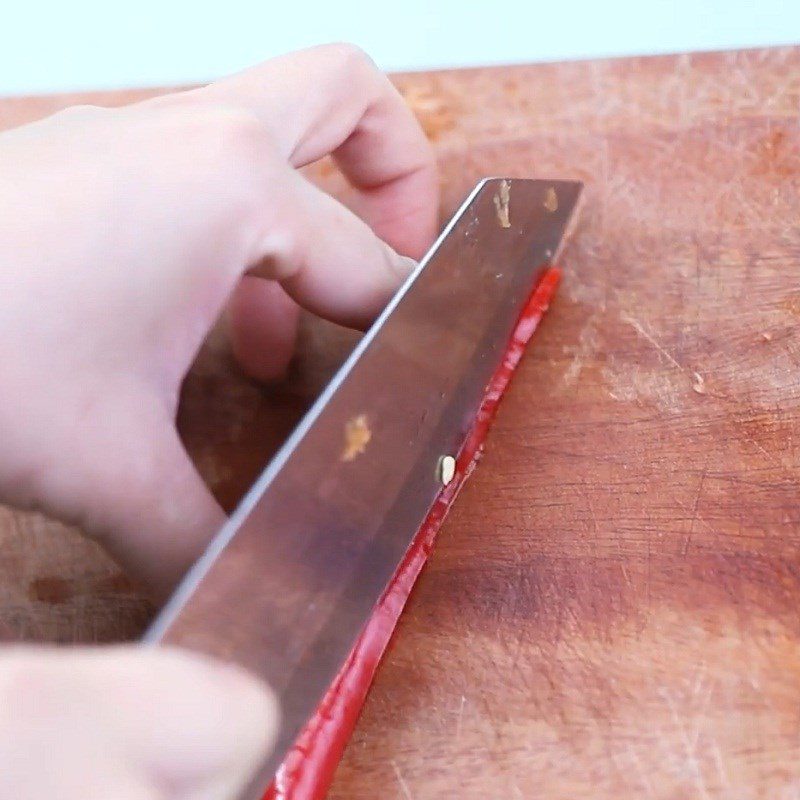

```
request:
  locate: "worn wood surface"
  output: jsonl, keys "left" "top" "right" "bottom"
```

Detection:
{"left": 2, "top": 46, "right": 799, "bottom": 798}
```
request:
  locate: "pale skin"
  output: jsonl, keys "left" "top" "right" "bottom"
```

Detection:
{"left": 0, "top": 44, "right": 438, "bottom": 799}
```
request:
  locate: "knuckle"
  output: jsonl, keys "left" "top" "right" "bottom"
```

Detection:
{"left": 257, "top": 224, "right": 305, "bottom": 281}
{"left": 54, "top": 103, "right": 106, "bottom": 121}
{"left": 322, "top": 41, "right": 377, "bottom": 75}
{"left": 199, "top": 106, "right": 274, "bottom": 173}
{"left": 157, "top": 101, "right": 271, "bottom": 163}
{"left": 207, "top": 105, "right": 267, "bottom": 142}
{"left": 152, "top": 103, "right": 274, "bottom": 195}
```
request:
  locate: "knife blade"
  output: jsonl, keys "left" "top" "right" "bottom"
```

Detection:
{"left": 144, "top": 177, "right": 582, "bottom": 797}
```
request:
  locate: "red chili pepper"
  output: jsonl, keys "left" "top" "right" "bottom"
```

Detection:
{"left": 265, "top": 266, "right": 562, "bottom": 800}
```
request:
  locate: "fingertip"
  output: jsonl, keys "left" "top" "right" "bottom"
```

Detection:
{"left": 394, "top": 254, "right": 419, "bottom": 280}
{"left": 133, "top": 647, "right": 280, "bottom": 793}
{"left": 0, "top": 645, "right": 280, "bottom": 798}
{"left": 228, "top": 277, "right": 299, "bottom": 382}
{"left": 347, "top": 164, "right": 440, "bottom": 261}
{"left": 189, "top": 650, "right": 281, "bottom": 753}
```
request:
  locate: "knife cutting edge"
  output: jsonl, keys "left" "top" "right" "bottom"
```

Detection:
{"left": 143, "top": 177, "right": 583, "bottom": 797}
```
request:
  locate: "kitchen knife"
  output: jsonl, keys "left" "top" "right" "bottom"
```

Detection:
{"left": 144, "top": 177, "right": 583, "bottom": 798}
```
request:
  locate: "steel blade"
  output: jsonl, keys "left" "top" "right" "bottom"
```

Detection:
{"left": 144, "top": 177, "right": 582, "bottom": 796}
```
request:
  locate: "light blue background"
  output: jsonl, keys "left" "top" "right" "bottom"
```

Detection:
{"left": 1, "top": 0, "right": 797, "bottom": 96}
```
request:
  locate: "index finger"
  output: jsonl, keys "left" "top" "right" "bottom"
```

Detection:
{"left": 194, "top": 43, "right": 439, "bottom": 259}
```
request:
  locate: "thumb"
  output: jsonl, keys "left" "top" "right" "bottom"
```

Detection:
{"left": 98, "top": 418, "right": 226, "bottom": 601}
{"left": 0, "top": 645, "right": 278, "bottom": 800}
{"left": 41, "top": 386, "right": 226, "bottom": 600}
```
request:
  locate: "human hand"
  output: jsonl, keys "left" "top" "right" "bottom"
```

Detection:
{"left": 0, "top": 645, "right": 277, "bottom": 800}
{"left": 0, "top": 44, "right": 438, "bottom": 598}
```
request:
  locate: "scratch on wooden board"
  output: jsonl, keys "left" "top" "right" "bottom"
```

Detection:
{"left": 744, "top": 433, "right": 796, "bottom": 479}
{"left": 659, "top": 687, "right": 712, "bottom": 800}
{"left": 580, "top": 483, "right": 634, "bottom": 584}
{"left": 622, "top": 314, "right": 684, "bottom": 373}
{"left": 561, "top": 316, "right": 600, "bottom": 388}
{"left": 622, "top": 744, "right": 658, "bottom": 799}
{"left": 507, "top": 567, "right": 534, "bottom": 673}
{"left": 691, "top": 671, "right": 729, "bottom": 790}
{"left": 672, "top": 495, "right": 715, "bottom": 535}
{"left": 620, "top": 314, "right": 709, "bottom": 404}
{"left": 689, "top": 668, "right": 715, "bottom": 754}
{"left": 455, "top": 694, "right": 467, "bottom": 740}
{"left": 709, "top": 738, "right": 731, "bottom": 789}
{"left": 581, "top": 482, "right": 633, "bottom": 586}
{"left": 582, "top": 485, "right": 601, "bottom": 538}
{"left": 391, "top": 760, "right": 414, "bottom": 800}
{"left": 603, "top": 358, "right": 686, "bottom": 411}
{"left": 682, "top": 466, "right": 709, "bottom": 557}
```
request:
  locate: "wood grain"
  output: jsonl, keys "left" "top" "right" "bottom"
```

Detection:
{"left": 1, "top": 46, "right": 799, "bottom": 798}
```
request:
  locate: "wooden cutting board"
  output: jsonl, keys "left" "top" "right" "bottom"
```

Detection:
{"left": 1, "top": 46, "right": 799, "bottom": 798}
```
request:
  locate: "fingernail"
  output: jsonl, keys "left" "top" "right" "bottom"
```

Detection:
{"left": 395, "top": 255, "right": 418, "bottom": 280}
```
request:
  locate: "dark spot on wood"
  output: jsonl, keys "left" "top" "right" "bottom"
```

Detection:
{"left": 93, "top": 572, "right": 137, "bottom": 594}
{"left": 28, "top": 577, "right": 73, "bottom": 604}
{"left": 27, "top": 573, "right": 135, "bottom": 604}
{"left": 753, "top": 128, "right": 797, "bottom": 178}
